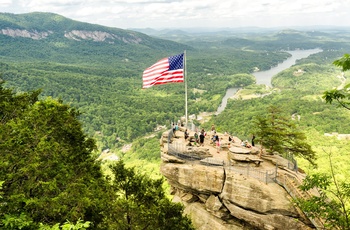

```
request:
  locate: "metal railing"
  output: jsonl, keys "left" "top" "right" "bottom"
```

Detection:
{"left": 168, "top": 142, "right": 204, "bottom": 161}
{"left": 275, "top": 174, "right": 325, "bottom": 229}
{"left": 225, "top": 165, "right": 277, "bottom": 184}
{"left": 284, "top": 152, "right": 298, "bottom": 172}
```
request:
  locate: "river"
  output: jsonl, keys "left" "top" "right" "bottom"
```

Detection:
{"left": 216, "top": 48, "right": 322, "bottom": 114}
{"left": 253, "top": 48, "right": 322, "bottom": 86}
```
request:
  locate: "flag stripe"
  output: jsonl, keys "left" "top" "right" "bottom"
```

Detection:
{"left": 143, "top": 72, "right": 184, "bottom": 88}
{"left": 142, "top": 53, "right": 184, "bottom": 88}
{"left": 143, "top": 70, "right": 184, "bottom": 84}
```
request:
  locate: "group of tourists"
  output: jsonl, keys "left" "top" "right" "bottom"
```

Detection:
{"left": 181, "top": 123, "right": 255, "bottom": 153}
{"left": 184, "top": 128, "right": 205, "bottom": 146}
{"left": 184, "top": 124, "right": 223, "bottom": 153}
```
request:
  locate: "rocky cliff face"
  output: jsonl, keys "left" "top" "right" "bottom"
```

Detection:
{"left": 0, "top": 28, "right": 52, "bottom": 40}
{"left": 160, "top": 129, "right": 316, "bottom": 230}
{"left": 0, "top": 28, "right": 142, "bottom": 44}
{"left": 64, "top": 30, "right": 142, "bottom": 43}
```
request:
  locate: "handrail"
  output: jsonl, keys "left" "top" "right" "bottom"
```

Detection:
{"left": 275, "top": 174, "right": 325, "bottom": 229}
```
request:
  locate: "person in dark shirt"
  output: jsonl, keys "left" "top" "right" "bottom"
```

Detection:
{"left": 199, "top": 129, "right": 205, "bottom": 146}
{"left": 184, "top": 129, "right": 189, "bottom": 140}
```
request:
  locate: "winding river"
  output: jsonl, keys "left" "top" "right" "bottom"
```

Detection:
{"left": 216, "top": 48, "right": 322, "bottom": 114}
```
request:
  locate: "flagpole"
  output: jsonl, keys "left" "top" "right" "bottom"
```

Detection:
{"left": 184, "top": 50, "right": 188, "bottom": 129}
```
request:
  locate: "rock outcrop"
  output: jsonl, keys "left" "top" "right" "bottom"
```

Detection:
{"left": 64, "top": 30, "right": 142, "bottom": 44}
{"left": 160, "top": 129, "right": 316, "bottom": 230}
{"left": 0, "top": 28, "right": 142, "bottom": 44}
{"left": 0, "top": 28, "right": 52, "bottom": 40}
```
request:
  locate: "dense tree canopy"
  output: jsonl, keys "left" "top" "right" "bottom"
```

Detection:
{"left": 102, "top": 161, "right": 194, "bottom": 230}
{"left": 0, "top": 83, "right": 108, "bottom": 228}
{"left": 0, "top": 84, "right": 193, "bottom": 229}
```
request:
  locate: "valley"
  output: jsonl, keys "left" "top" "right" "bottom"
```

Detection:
{"left": 1, "top": 12, "right": 350, "bottom": 229}
{"left": 1, "top": 13, "right": 349, "bottom": 174}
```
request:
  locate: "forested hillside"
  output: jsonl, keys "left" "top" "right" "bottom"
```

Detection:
{"left": 0, "top": 12, "right": 290, "bottom": 149}
{"left": 1, "top": 12, "right": 350, "bottom": 158}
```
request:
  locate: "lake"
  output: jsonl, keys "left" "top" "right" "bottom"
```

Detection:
{"left": 253, "top": 48, "right": 322, "bottom": 87}
{"left": 216, "top": 48, "right": 323, "bottom": 114}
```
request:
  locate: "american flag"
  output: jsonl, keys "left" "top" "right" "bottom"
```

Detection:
{"left": 142, "top": 53, "right": 184, "bottom": 88}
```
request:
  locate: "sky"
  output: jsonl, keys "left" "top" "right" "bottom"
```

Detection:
{"left": 0, "top": 0, "right": 349, "bottom": 30}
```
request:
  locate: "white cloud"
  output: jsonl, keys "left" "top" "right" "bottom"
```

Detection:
{"left": 0, "top": 0, "right": 13, "bottom": 3}
{"left": 1, "top": 0, "right": 350, "bottom": 28}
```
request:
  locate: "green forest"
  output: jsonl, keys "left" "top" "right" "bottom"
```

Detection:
{"left": 1, "top": 12, "right": 350, "bottom": 229}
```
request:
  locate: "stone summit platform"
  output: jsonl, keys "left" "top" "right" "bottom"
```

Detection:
{"left": 168, "top": 126, "right": 263, "bottom": 167}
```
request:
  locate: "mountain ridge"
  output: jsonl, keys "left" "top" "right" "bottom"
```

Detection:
{"left": 0, "top": 12, "right": 141, "bottom": 44}
{"left": 0, "top": 12, "right": 190, "bottom": 60}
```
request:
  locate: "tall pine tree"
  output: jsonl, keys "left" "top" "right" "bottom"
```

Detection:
{"left": 254, "top": 106, "right": 316, "bottom": 165}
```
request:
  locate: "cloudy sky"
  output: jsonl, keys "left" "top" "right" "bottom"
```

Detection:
{"left": 0, "top": 0, "right": 349, "bottom": 29}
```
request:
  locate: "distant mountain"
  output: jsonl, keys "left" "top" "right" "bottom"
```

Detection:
{"left": 131, "top": 27, "right": 273, "bottom": 36}
{"left": 131, "top": 26, "right": 350, "bottom": 47}
{"left": 0, "top": 12, "right": 190, "bottom": 69}
{"left": 218, "top": 28, "right": 350, "bottom": 51}
{"left": 0, "top": 12, "right": 141, "bottom": 43}
{"left": 131, "top": 26, "right": 350, "bottom": 37}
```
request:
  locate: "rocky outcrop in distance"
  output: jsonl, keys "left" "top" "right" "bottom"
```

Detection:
{"left": 0, "top": 28, "right": 142, "bottom": 44}
{"left": 0, "top": 28, "right": 52, "bottom": 40}
{"left": 64, "top": 30, "right": 142, "bottom": 43}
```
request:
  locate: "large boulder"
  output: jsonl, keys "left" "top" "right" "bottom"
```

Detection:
{"left": 160, "top": 163, "right": 224, "bottom": 194}
{"left": 221, "top": 169, "right": 298, "bottom": 215}
{"left": 185, "top": 146, "right": 212, "bottom": 158}
{"left": 205, "top": 195, "right": 223, "bottom": 212}
{"left": 223, "top": 200, "right": 313, "bottom": 230}
{"left": 161, "top": 153, "right": 185, "bottom": 164}
{"left": 229, "top": 146, "right": 251, "bottom": 154}
{"left": 183, "top": 202, "right": 252, "bottom": 230}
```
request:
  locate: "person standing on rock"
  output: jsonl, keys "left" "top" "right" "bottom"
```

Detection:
{"left": 172, "top": 123, "right": 176, "bottom": 135}
{"left": 199, "top": 129, "right": 205, "bottom": 146}
{"left": 251, "top": 134, "right": 255, "bottom": 146}
{"left": 216, "top": 137, "right": 221, "bottom": 153}
{"left": 213, "top": 132, "right": 219, "bottom": 143}
{"left": 194, "top": 131, "right": 199, "bottom": 145}
{"left": 184, "top": 129, "right": 189, "bottom": 140}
